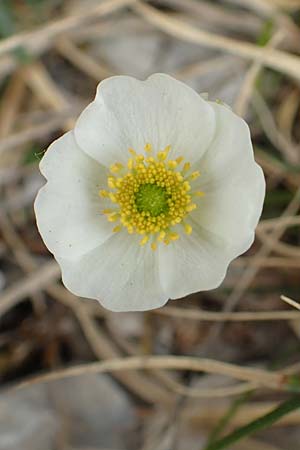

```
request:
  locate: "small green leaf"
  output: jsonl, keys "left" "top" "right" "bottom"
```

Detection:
{"left": 257, "top": 19, "right": 274, "bottom": 47}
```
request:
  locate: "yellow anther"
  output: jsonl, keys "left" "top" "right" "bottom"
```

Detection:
{"left": 183, "top": 223, "right": 192, "bottom": 235}
{"left": 194, "top": 191, "right": 205, "bottom": 197}
{"left": 169, "top": 232, "right": 179, "bottom": 241}
{"left": 127, "top": 158, "right": 134, "bottom": 170}
{"left": 186, "top": 203, "right": 197, "bottom": 212}
{"left": 102, "top": 209, "right": 112, "bottom": 214}
{"left": 107, "top": 177, "right": 116, "bottom": 189}
{"left": 145, "top": 143, "right": 152, "bottom": 152}
{"left": 99, "top": 189, "right": 109, "bottom": 198}
{"left": 140, "top": 235, "right": 149, "bottom": 246}
{"left": 183, "top": 162, "right": 191, "bottom": 173}
{"left": 157, "top": 151, "right": 168, "bottom": 161}
{"left": 176, "top": 156, "right": 184, "bottom": 164}
{"left": 158, "top": 231, "right": 166, "bottom": 241}
{"left": 113, "top": 225, "right": 121, "bottom": 233}
{"left": 189, "top": 171, "right": 200, "bottom": 180}
{"left": 164, "top": 145, "right": 171, "bottom": 153}
{"left": 151, "top": 242, "right": 157, "bottom": 251}
{"left": 168, "top": 160, "right": 177, "bottom": 169}
{"left": 128, "top": 148, "right": 136, "bottom": 156}
{"left": 108, "top": 213, "right": 119, "bottom": 222}
{"left": 110, "top": 163, "right": 123, "bottom": 173}
{"left": 109, "top": 193, "right": 117, "bottom": 203}
{"left": 183, "top": 181, "right": 191, "bottom": 191}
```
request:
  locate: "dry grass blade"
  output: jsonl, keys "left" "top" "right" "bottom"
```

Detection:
{"left": 155, "top": 306, "right": 300, "bottom": 322}
{"left": 0, "top": 261, "right": 60, "bottom": 317}
{"left": 0, "top": 0, "right": 138, "bottom": 57}
{"left": 133, "top": 1, "right": 300, "bottom": 81}
{"left": 56, "top": 38, "right": 115, "bottom": 80}
{"left": 281, "top": 295, "right": 300, "bottom": 311}
{"left": 10, "top": 355, "right": 284, "bottom": 393}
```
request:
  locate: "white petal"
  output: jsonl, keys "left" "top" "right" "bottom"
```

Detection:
{"left": 191, "top": 103, "right": 265, "bottom": 257}
{"left": 74, "top": 74, "right": 216, "bottom": 167}
{"left": 159, "top": 221, "right": 230, "bottom": 299}
{"left": 34, "top": 131, "right": 113, "bottom": 260}
{"left": 58, "top": 231, "right": 167, "bottom": 312}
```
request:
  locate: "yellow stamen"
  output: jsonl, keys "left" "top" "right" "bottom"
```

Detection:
{"left": 108, "top": 213, "right": 119, "bottom": 222}
{"left": 107, "top": 177, "right": 116, "bottom": 189}
{"left": 151, "top": 242, "right": 157, "bottom": 251}
{"left": 140, "top": 235, "right": 149, "bottom": 246}
{"left": 127, "top": 158, "right": 134, "bottom": 170}
{"left": 186, "top": 203, "right": 197, "bottom": 212}
{"left": 145, "top": 143, "right": 152, "bottom": 153}
{"left": 168, "top": 160, "right": 177, "bottom": 169}
{"left": 183, "top": 223, "right": 192, "bottom": 235}
{"left": 158, "top": 231, "right": 166, "bottom": 242}
{"left": 113, "top": 225, "right": 121, "bottom": 233}
{"left": 128, "top": 148, "right": 136, "bottom": 156}
{"left": 183, "top": 162, "right": 191, "bottom": 173}
{"left": 110, "top": 162, "right": 123, "bottom": 173}
{"left": 109, "top": 193, "right": 117, "bottom": 203}
{"left": 189, "top": 171, "right": 200, "bottom": 180}
{"left": 194, "top": 191, "right": 205, "bottom": 197}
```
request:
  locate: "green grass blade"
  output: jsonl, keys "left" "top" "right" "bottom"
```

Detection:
{"left": 204, "top": 391, "right": 253, "bottom": 448}
{"left": 204, "top": 396, "right": 300, "bottom": 450}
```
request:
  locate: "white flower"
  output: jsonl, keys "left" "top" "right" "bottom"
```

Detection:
{"left": 34, "top": 74, "right": 265, "bottom": 312}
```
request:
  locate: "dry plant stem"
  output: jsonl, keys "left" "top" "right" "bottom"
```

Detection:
{"left": 51, "top": 286, "right": 174, "bottom": 405}
{"left": 10, "top": 355, "right": 284, "bottom": 393}
{"left": 156, "top": 0, "right": 262, "bottom": 35}
{"left": 257, "top": 232, "right": 300, "bottom": 258}
{"left": 153, "top": 376, "right": 257, "bottom": 398}
{"left": 234, "top": 438, "right": 283, "bottom": 450}
{"left": 234, "top": 31, "right": 284, "bottom": 117}
{"left": 174, "top": 55, "right": 241, "bottom": 81}
{"left": 281, "top": 295, "right": 300, "bottom": 311}
{"left": 23, "top": 62, "right": 74, "bottom": 131}
{"left": 0, "top": 0, "right": 138, "bottom": 57}
{"left": 0, "top": 108, "right": 81, "bottom": 155}
{"left": 277, "top": 88, "right": 300, "bottom": 141}
{"left": 155, "top": 306, "right": 300, "bottom": 322}
{"left": 0, "top": 214, "right": 47, "bottom": 314}
{"left": 133, "top": 2, "right": 300, "bottom": 82}
{"left": 255, "top": 149, "right": 300, "bottom": 190}
{"left": 228, "top": 0, "right": 300, "bottom": 44}
{"left": 252, "top": 89, "right": 300, "bottom": 165}
{"left": 237, "top": 256, "right": 300, "bottom": 269}
{"left": 0, "top": 70, "right": 26, "bottom": 138}
{"left": 56, "top": 38, "right": 115, "bottom": 80}
{"left": 0, "top": 260, "right": 60, "bottom": 317}
{"left": 258, "top": 215, "right": 300, "bottom": 231}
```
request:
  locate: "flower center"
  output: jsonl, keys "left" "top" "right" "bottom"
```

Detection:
{"left": 99, "top": 144, "right": 204, "bottom": 250}
{"left": 135, "top": 183, "right": 169, "bottom": 217}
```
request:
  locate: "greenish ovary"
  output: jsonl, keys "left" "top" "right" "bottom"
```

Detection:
{"left": 135, "top": 183, "right": 169, "bottom": 217}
